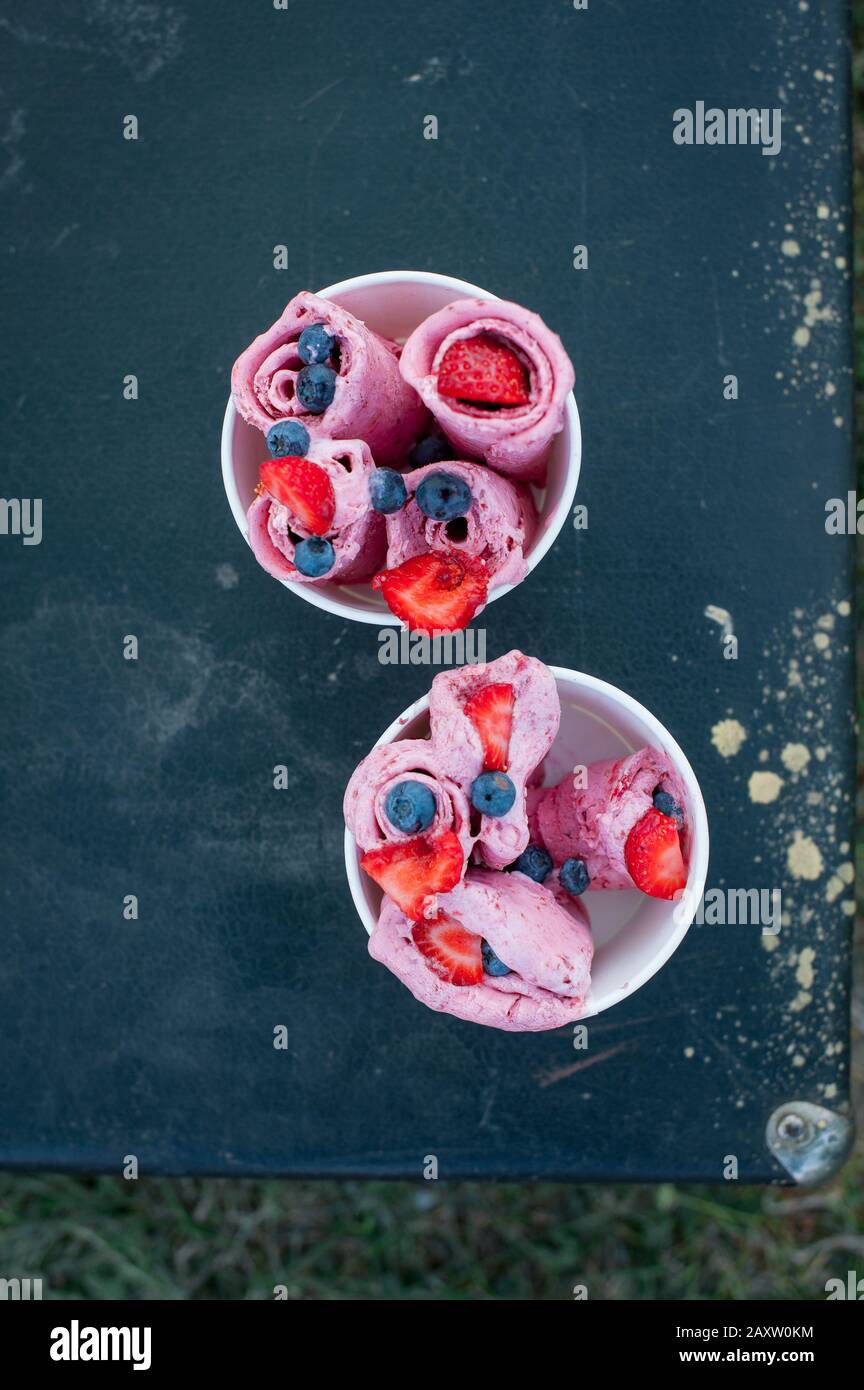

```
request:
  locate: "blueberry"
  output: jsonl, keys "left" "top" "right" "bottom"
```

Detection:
{"left": 415, "top": 470, "right": 472, "bottom": 522}
{"left": 560, "top": 857, "right": 590, "bottom": 896}
{"left": 513, "top": 844, "right": 553, "bottom": 883}
{"left": 470, "top": 771, "right": 517, "bottom": 818}
{"left": 409, "top": 434, "right": 452, "bottom": 468}
{"left": 384, "top": 780, "right": 437, "bottom": 834}
{"left": 653, "top": 788, "right": 684, "bottom": 825}
{"left": 296, "top": 364, "right": 337, "bottom": 414}
{"left": 481, "top": 940, "right": 512, "bottom": 977}
{"left": 297, "top": 323, "right": 336, "bottom": 365}
{"left": 267, "top": 419, "right": 310, "bottom": 457}
{"left": 369, "top": 468, "right": 408, "bottom": 514}
{"left": 293, "top": 536, "right": 335, "bottom": 577}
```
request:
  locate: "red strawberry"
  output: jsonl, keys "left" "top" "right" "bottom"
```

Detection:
{"left": 259, "top": 457, "right": 335, "bottom": 537}
{"left": 411, "top": 913, "right": 483, "bottom": 986}
{"left": 437, "top": 335, "right": 530, "bottom": 407}
{"left": 624, "top": 808, "right": 687, "bottom": 900}
{"left": 360, "top": 830, "right": 464, "bottom": 922}
{"left": 372, "top": 551, "right": 488, "bottom": 633}
{"left": 463, "top": 682, "right": 514, "bottom": 771}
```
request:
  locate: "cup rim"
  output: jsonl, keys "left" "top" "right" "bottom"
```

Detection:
{"left": 343, "top": 664, "right": 710, "bottom": 1018}
{"left": 221, "top": 269, "right": 581, "bottom": 625}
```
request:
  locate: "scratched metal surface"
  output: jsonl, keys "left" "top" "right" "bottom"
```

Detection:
{"left": 0, "top": 1, "right": 855, "bottom": 1178}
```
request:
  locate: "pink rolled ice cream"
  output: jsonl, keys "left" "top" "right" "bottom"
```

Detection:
{"left": 531, "top": 747, "right": 690, "bottom": 891}
{"left": 399, "top": 298, "right": 575, "bottom": 484}
{"left": 247, "top": 438, "right": 385, "bottom": 585}
{"left": 369, "top": 869, "right": 593, "bottom": 1032}
{"left": 384, "top": 460, "right": 536, "bottom": 591}
{"left": 232, "top": 290, "right": 428, "bottom": 465}
{"left": 429, "top": 650, "right": 560, "bottom": 870}
{"left": 344, "top": 737, "right": 475, "bottom": 868}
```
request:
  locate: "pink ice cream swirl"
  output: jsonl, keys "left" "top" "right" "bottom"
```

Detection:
{"left": 384, "top": 459, "right": 536, "bottom": 591}
{"left": 247, "top": 438, "right": 386, "bottom": 586}
{"left": 343, "top": 738, "right": 475, "bottom": 866}
{"left": 231, "top": 290, "right": 428, "bottom": 465}
{"left": 530, "top": 747, "right": 690, "bottom": 891}
{"left": 369, "top": 869, "right": 593, "bottom": 1032}
{"left": 398, "top": 298, "right": 575, "bottom": 484}
{"left": 428, "top": 650, "right": 560, "bottom": 870}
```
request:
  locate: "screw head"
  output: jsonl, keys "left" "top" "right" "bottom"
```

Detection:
{"left": 777, "top": 1112, "right": 810, "bottom": 1144}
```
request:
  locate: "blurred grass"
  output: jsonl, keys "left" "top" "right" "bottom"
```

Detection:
{"left": 0, "top": 1173, "right": 862, "bottom": 1300}
{"left": 0, "top": 9, "right": 862, "bottom": 1302}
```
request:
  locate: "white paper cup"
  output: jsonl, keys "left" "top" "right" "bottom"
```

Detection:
{"left": 221, "top": 270, "right": 581, "bottom": 625}
{"left": 344, "top": 666, "right": 709, "bottom": 1019}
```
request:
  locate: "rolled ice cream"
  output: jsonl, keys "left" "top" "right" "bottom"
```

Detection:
{"left": 232, "top": 290, "right": 428, "bottom": 465}
{"left": 384, "top": 459, "right": 535, "bottom": 591}
{"left": 532, "top": 746, "right": 690, "bottom": 898}
{"left": 429, "top": 651, "right": 560, "bottom": 869}
{"left": 369, "top": 869, "right": 593, "bottom": 1031}
{"left": 343, "top": 737, "right": 475, "bottom": 866}
{"left": 399, "top": 297, "right": 575, "bottom": 483}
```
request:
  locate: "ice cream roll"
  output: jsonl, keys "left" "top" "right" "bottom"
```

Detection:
{"left": 343, "top": 738, "right": 475, "bottom": 863}
{"left": 247, "top": 439, "right": 386, "bottom": 585}
{"left": 344, "top": 738, "right": 473, "bottom": 923}
{"left": 399, "top": 298, "right": 575, "bottom": 484}
{"left": 368, "top": 868, "right": 593, "bottom": 1032}
{"left": 232, "top": 290, "right": 428, "bottom": 465}
{"left": 428, "top": 651, "right": 561, "bottom": 871}
{"left": 384, "top": 460, "right": 536, "bottom": 591}
{"left": 532, "top": 747, "right": 690, "bottom": 900}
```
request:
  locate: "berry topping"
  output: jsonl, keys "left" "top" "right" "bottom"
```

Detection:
{"left": 463, "top": 682, "right": 514, "bottom": 771}
{"left": 384, "top": 779, "right": 437, "bottom": 835}
{"left": 293, "top": 536, "right": 335, "bottom": 578}
{"left": 415, "top": 470, "right": 473, "bottom": 522}
{"left": 297, "top": 323, "right": 336, "bottom": 365}
{"left": 652, "top": 788, "right": 685, "bottom": 826}
{"left": 437, "top": 334, "right": 530, "bottom": 407}
{"left": 369, "top": 468, "right": 408, "bottom": 514}
{"left": 470, "top": 771, "right": 517, "bottom": 818}
{"left": 560, "top": 857, "right": 590, "bottom": 896}
{"left": 296, "top": 363, "right": 337, "bottom": 413}
{"left": 624, "top": 807, "right": 687, "bottom": 900}
{"left": 513, "top": 844, "right": 553, "bottom": 884}
{"left": 267, "top": 419, "right": 310, "bottom": 457}
{"left": 372, "top": 551, "right": 488, "bottom": 633}
{"left": 361, "top": 831, "right": 464, "bottom": 923}
{"left": 481, "top": 940, "right": 512, "bottom": 977}
{"left": 409, "top": 434, "right": 452, "bottom": 468}
{"left": 412, "top": 913, "right": 483, "bottom": 986}
{"left": 259, "top": 457, "right": 335, "bottom": 536}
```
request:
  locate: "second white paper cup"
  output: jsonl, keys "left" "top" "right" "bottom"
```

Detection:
{"left": 344, "top": 667, "right": 709, "bottom": 1020}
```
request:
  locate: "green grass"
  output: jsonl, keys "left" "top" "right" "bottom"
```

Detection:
{"left": 0, "top": 1171, "right": 862, "bottom": 1300}
{"left": 0, "top": 9, "right": 862, "bottom": 1302}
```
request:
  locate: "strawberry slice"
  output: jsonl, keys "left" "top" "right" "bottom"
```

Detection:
{"left": 437, "top": 335, "right": 530, "bottom": 407}
{"left": 463, "top": 683, "right": 514, "bottom": 771}
{"left": 372, "top": 551, "right": 488, "bottom": 633}
{"left": 259, "top": 457, "right": 335, "bottom": 537}
{"left": 360, "top": 830, "right": 464, "bottom": 922}
{"left": 624, "top": 808, "right": 687, "bottom": 900}
{"left": 411, "top": 913, "right": 483, "bottom": 986}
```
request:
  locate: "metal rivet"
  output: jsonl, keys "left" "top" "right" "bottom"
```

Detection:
{"left": 766, "top": 1101, "right": 854, "bottom": 1186}
{"left": 777, "top": 1112, "right": 810, "bottom": 1144}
